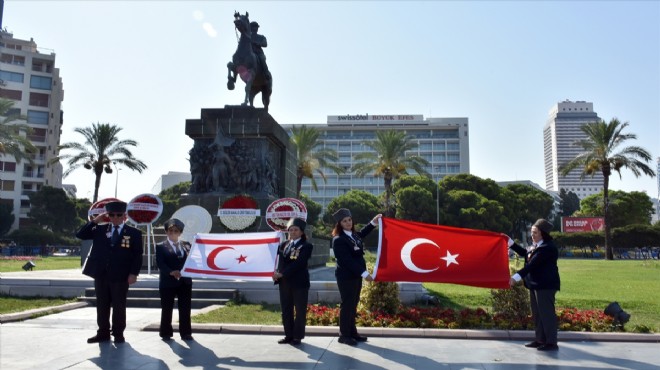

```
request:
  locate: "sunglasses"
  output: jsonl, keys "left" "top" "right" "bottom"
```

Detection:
{"left": 108, "top": 213, "right": 124, "bottom": 217}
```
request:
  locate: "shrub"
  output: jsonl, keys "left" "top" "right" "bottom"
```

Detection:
{"left": 358, "top": 261, "right": 400, "bottom": 314}
{"left": 490, "top": 267, "right": 530, "bottom": 323}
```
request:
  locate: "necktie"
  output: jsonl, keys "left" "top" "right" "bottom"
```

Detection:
{"left": 174, "top": 242, "right": 182, "bottom": 257}
{"left": 284, "top": 241, "right": 294, "bottom": 255}
{"left": 111, "top": 227, "right": 120, "bottom": 246}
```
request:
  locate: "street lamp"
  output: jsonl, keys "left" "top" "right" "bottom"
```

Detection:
{"left": 113, "top": 162, "right": 121, "bottom": 198}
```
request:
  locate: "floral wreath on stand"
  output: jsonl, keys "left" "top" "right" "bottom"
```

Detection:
{"left": 217, "top": 194, "right": 260, "bottom": 231}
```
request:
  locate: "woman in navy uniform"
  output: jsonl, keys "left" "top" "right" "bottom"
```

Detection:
{"left": 156, "top": 218, "right": 194, "bottom": 341}
{"left": 77, "top": 200, "right": 143, "bottom": 344}
{"left": 509, "top": 218, "right": 560, "bottom": 351}
{"left": 331, "top": 208, "right": 382, "bottom": 346}
{"left": 273, "top": 218, "right": 313, "bottom": 345}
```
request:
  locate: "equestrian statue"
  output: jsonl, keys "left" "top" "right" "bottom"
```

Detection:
{"left": 227, "top": 12, "right": 273, "bottom": 111}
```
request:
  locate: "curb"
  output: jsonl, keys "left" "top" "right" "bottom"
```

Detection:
{"left": 139, "top": 323, "right": 660, "bottom": 343}
{"left": 0, "top": 301, "right": 89, "bottom": 323}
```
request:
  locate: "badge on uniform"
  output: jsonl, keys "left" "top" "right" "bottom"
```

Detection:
{"left": 121, "top": 236, "right": 130, "bottom": 248}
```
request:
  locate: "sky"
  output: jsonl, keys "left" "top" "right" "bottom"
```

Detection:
{"left": 4, "top": 1, "right": 659, "bottom": 204}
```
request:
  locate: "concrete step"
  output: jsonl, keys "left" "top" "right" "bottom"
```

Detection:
{"left": 78, "top": 296, "right": 231, "bottom": 309}
{"left": 81, "top": 287, "right": 238, "bottom": 308}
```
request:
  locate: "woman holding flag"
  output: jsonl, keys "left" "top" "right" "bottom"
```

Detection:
{"left": 272, "top": 218, "right": 313, "bottom": 345}
{"left": 331, "top": 208, "right": 382, "bottom": 346}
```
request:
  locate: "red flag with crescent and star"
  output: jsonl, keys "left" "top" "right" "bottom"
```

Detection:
{"left": 373, "top": 218, "right": 510, "bottom": 289}
{"left": 181, "top": 231, "right": 281, "bottom": 281}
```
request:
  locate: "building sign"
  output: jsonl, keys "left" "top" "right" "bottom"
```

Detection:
{"left": 561, "top": 217, "right": 605, "bottom": 233}
{"left": 327, "top": 114, "right": 423, "bottom": 124}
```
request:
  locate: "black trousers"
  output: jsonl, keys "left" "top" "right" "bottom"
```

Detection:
{"left": 530, "top": 289, "right": 558, "bottom": 344}
{"left": 278, "top": 279, "right": 309, "bottom": 340}
{"left": 337, "top": 277, "right": 362, "bottom": 337}
{"left": 94, "top": 275, "right": 129, "bottom": 338}
{"left": 159, "top": 284, "right": 193, "bottom": 338}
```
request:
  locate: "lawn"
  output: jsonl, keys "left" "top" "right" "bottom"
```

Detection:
{"left": 420, "top": 259, "right": 660, "bottom": 331}
{"left": 0, "top": 256, "right": 80, "bottom": 272}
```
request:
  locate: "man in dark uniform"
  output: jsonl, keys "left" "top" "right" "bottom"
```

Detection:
{"left": 250, "top": 21, "right": 271, "bottom": 81}
{"left": 77, "top": 200, "right": 143, "bottom": 344}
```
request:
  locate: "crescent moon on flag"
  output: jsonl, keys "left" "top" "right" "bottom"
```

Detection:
{"left": 400, "top": 238, "right": 440, "bottom": 273}
{"left": 207, "top": 246, "right": 235, "bottom": 270}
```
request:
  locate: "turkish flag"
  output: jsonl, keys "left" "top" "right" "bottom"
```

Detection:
{"left": 373, "top": 218, "right": 510, "bottom": 289}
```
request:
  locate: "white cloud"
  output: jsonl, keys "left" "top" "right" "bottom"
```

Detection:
{"left": 202, "top": 22, "right": 217, "bottom": 38}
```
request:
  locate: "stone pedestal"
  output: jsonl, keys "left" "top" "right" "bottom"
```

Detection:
{"left": 184, "top": 106, "right": 296, "bottom": 232}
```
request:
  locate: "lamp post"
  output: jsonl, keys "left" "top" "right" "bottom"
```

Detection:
{"left": 113, "top": 162, "right": 121, "bottom": 198}
{"left": 436, "top": 182, "right": 440, "bottom": 225}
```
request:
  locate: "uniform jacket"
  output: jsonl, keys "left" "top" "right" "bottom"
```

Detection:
{"left": 156, "top": 240, "right": 193, "bottom": 289}
{"left": 511, "top": 239, "right": 560, "bottom": 291}
{"left": 332, "top": 223, "right": 375, "bottom": 281}
{"left": 77, "top": 221, "right": 143, "bottom": 281}
{"left": 275, "top": 238, "right": 313, "bottom": 289}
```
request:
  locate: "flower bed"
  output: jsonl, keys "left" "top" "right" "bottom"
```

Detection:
{"left": 307, "top": 304, "right": 615, "bottom": 332}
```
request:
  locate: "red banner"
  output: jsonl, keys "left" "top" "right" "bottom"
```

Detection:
{"left": 374, "top": 218, "right": 510, "bottom": 289}
{"left": 562, "top": 217, "right": 604, "bottom": 233}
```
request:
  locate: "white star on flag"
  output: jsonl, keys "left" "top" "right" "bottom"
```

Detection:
{"left": 441, "top": 250, "right": 459, "bottom": 267}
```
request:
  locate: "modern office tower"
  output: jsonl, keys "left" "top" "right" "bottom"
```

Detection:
{"left": 544, "top": 100, "right": 602, "bottom": 200}
{"left": 282, "top": 114, "right": 469, "bottom": 210}
{"left": 0, "top": 30, "right": 64, "bottom": 231}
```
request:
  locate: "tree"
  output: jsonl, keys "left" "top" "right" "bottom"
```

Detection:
{"left": 0, "top": 98, "right": 36, "bottom": 164}
{"left": 28, "top": 186, "right": 79, "bottom": 233}
{"left": 559, "top": 189, "right": 580, "bottom": 218}
{"left": 506, "top": 184, "right": 554, "bottom": 242}
{"left": 290, "top": 125, "right": 343, "bottom": 198}
{"left": 395, "top": 185, "right": 436, "bottom": 223}
{"left": 73, "top": 197, "right": 93, "bottom": 222}
{"left": 155, "top": 181, "right": 192, "bottom": 225}
{"left": 51, "top": 122, "right": 147, "bottom": 202}
{"left": 560, "top": 118, "right": 655, "bottom": 259}
{"left": 300, "top": 193, "right": 322, "bottom": 226}
{"left": 352, "top": 130, "right": 430, "bottom": 217}
{"left": 0, "top": 202, "right": 14, "bottom": 236}
{"left": 576, "top": 190, "right": 654, "bottom": 228}
{"left": 438, "top": 174, "right": 517, "bottom": 233}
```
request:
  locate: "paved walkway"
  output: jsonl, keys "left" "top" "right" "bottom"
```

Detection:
{"left": 1, "top": 269, "right": 660, "bottom": 369}
{"left": 1, "top": 306, "right": 658, "bottom": 369}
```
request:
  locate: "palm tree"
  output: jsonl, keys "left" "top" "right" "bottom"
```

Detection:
{"left": 0, "top": 98, "right": 36, "bottom": 164}
{"left": 290, "top": 125, "right": 344, "bottom": 198}
{"left": 51, "top": 122, "right": 147, "bottom": 202}
{"left": 352, "top": 130, "right": 430, "bottom": 217}
{"left": 560, "top": 118, "right": 655, "bottom": 260}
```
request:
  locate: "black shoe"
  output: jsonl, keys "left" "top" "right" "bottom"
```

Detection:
{"left": 114, "top": 336, "right": 125, "bottom": 344}
{"left": 181, "top": 335, "right": 194, "bottom": 341}
{"left": 524, "top": 341, "right": 543, "bottom": 348}
{"left": 352, "top": 335, "right": 368, "bottom": 342}
{"left": 278, "top": 337, "right": 293, "bottom": 344}
{"left": 87, "top": 335, "right": 110, "bottom": 344}
{"left": 161, "top": 336, "right": 172, "bottom": 341}
{"left": 338, "top": 336, "right": 357, "bottom": 346}
{"left": 537, "top": 343, "right": 559, "bottom": 351}
{"left": 291, "top": 339, "right": 302, "bottom": 345}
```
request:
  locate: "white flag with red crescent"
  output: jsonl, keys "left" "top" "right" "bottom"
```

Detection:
{"left": 181, "top": 231, "right": 282, "bottom": 281}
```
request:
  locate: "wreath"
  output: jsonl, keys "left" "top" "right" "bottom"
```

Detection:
{"left": 217, "top": 194, "right": 260, "bottom": 231}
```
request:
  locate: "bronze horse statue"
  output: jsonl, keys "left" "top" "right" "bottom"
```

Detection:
{"left": 227, "top": 12, "right": 272, "bottom": 111}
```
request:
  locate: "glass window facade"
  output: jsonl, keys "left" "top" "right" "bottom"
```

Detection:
{"left": 30, "top": 75, "right": 52, "bottom": 90}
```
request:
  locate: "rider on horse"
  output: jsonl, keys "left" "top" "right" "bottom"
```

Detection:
{"left": 250, "top": 21, "right": 272, "bottom": 82}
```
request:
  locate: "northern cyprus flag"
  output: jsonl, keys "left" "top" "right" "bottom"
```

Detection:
{"left": 181, "top": 231, "right": 281, "bottom": 281}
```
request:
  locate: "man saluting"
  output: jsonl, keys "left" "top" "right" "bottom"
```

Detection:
{"left": 77, "top": 200, "right": 143, "bottom": 344}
